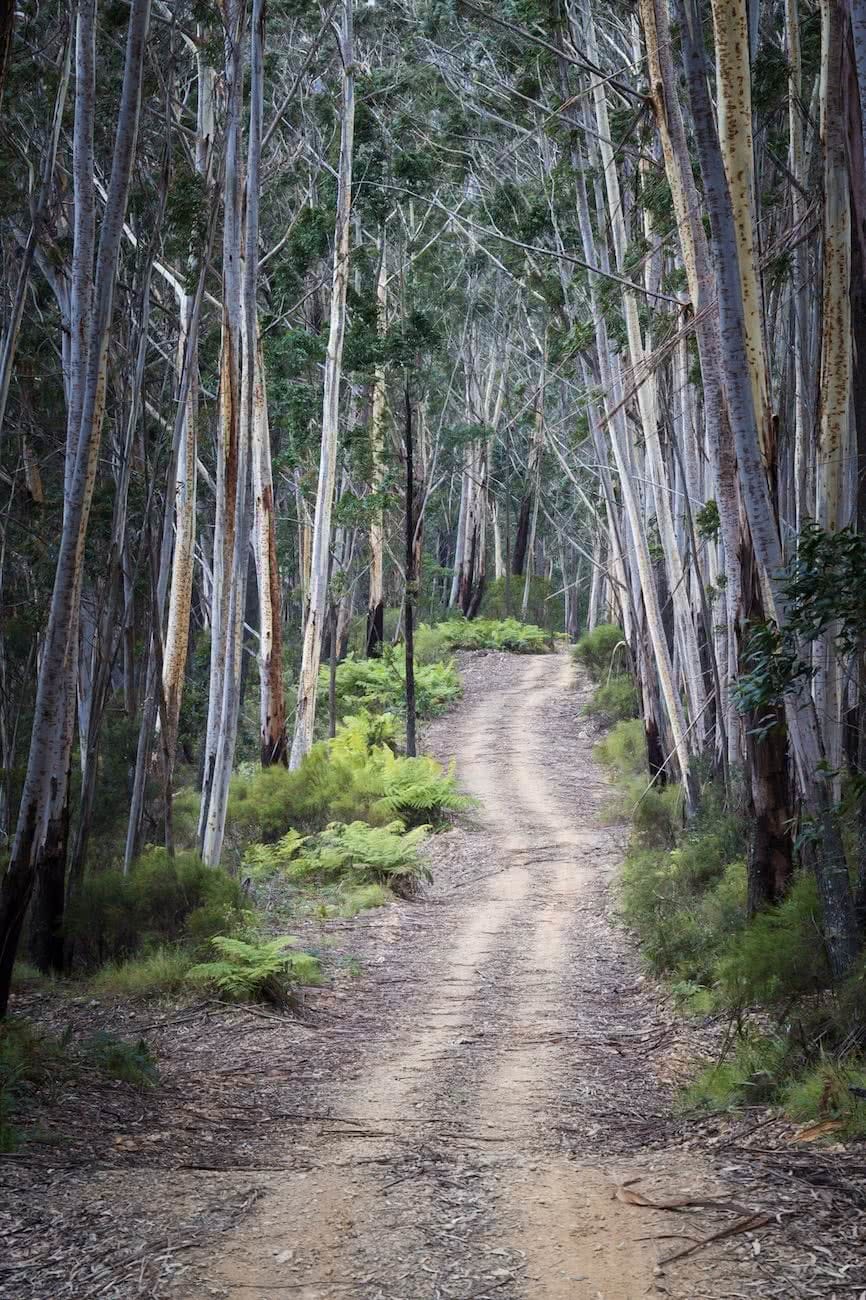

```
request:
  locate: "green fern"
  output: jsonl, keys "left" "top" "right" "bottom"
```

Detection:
{"left": 318, "top": 650, "right": 461, "bottom": 720}
{"left": 437, "top": 617, "right": 552, "bottom": 654}
{"left": 229, "top": 717, "right": 470, "bottom": 843}
{"left": 187, "top": 935, "right": 322, "bottom": 1006}
{"left": 374, "top": 752, "right": 473, "bottom": 827}
{"left": 285, "top": 820, "right": 432, "bottom": 898}
{"left": 243, "top": 829, "right": 306, "bottom": 881}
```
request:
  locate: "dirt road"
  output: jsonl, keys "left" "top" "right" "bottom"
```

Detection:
{"left": 190, "top": 653, "right": 752, "bottom": 1300}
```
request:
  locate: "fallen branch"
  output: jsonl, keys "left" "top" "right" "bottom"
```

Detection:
{"left": 658, "top": 1213, "right": 773, "bottom": 1266}
{"left": 615, "top": 1183, "right": 753, "bottom": 1215}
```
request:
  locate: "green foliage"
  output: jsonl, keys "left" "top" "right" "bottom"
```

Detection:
{"left": 683, "top": 1038, "right": 866, "bottom": 1136}
{"left": 573, "top": 624, "right": 627, "bottom": 682}
{"left": 0, "top": 1019, "right": 159, "bottom": 1151}
{"left": 244, "top": 814, "right": 433, "bottom": 901}
{"left": 413, "top": 623, "right": 448, "bottom": 664}
{"left": 228, "top": 717, "right": 470, "bottom": 847}
{"left": 695, "top": 499, "right": 721, "bottom": 543}
{"left": 619, "top": 777, "right": 748, "bottom": 984}
{"left": 593, "top": 719, "right": 647, "bottom": 778}
{"left": 783, "top": 1060, "right": 866, "bottom": 1139}
{"left": 584, "top": 675, "right": 637, "bottom": 722}
{"left": 171, "top": 786, "right": 203, "bottom": 849}
{"left": 751, "top": 43, "right": 792, "bottom": 116}
{"left": 606, "top": 782, "right": 683, "bottom": 849}
{"left": 0, "top": 1020, "right": 68, "bottom": 1152}
{"left": 734, "top": 621, "right": 806, "bottom": 734}
{"left": 622, "top": 852, "right": 746, "bottom": 983}
{"left": 716, "top": 875, "right": 831, "bottom": 1007}
{"left": 734, "top": 524, "right": 866, "bottom": 733}
{"left": 374, "top": 753, "right": 470, "bottom": 827}
{"left": 479, "top": 576, "right": 563, "bottom": 629}
{"left": 436, "top": 617, "right": 552, "bottom": 653}
{"left": 280, "top": 820, "right": 431, "bottom": 899}
{"left": 80, "top": 1032, "right": 158, "bottom": 1088}
{"left": 783, "top": 523, "right": 866, "bottom": 654}
{"left": 320, "top": 650, "right": 461, "bottom": 720}
{"left": 339, "top": 884, "right": 391, "bottom": 917}
{"left": 187, "top": 935, "right": 322, "bottom": 1007}
{"left": 243, "top": 829, "right": 307, "bottom": 882}
{"left": 681, "top": 1034, "right": 792, "bottom": 1112}
{"left": 65, "top": 849, "right": 245, "bottom": 967}
{"left": 88, "top": 947, "right": 193, "bottom": 999}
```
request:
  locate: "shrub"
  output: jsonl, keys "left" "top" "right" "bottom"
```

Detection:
{"left": 681, "top": 1034, "right": 792, "bottom": 1112}
{"left": 171, "top": 786, "right": 202, "bottom": 850}
{"left": 243, "top": 830, "right": 307, "bottom": 882}
{"left": 437, "top": 617, "right": 552, "bottom": 654}
{"left": 226, "top": 763, "right": 309, "bottom": 842}
{"left": 621, "top": 852, "right": 745, "bottom": 983}
{"left": 339, "top": 710, "right": 400, "bottom": 752}
{"left": 65, "top": 849, "right": 245, "bottom": 967}
{"left": 413, "top": 623, "right": 448, "bottom": 664}
{"left": 683, "top": 1041, "right": 866, "bottom": 1137}
{"left": 187, "top": 935, "right": 322, "bottom": 1007}
{"left": 245, "top": 818, "right": 432, "bottom": 900}
{"left": 479, "top": 576, "right": 563, "bottom": 628}
{"left": 0, "top": 1020, "right": 69, "bottom": 1152}
{"left": 594, "top": 719, "right": 647, "bottom": 778}
{"left": 227, "top": 722, "right": 470, "bottom": 847}
{"left": 603, "top": 775, "right": 682, "bottom": 848}
{"left": 716, "top": 875, "right": 832, "bottom": 1007}
{"left": 574, "top": 624, "right": 627, "bottom": 682}
{"left": 88, "top": 947, "right": 193, "bottom": 999}
{"left": 0, "top": 1020, "right": 159, "bottom": 1151}
{"left": 631, "top": 783, "right": 683, "bottom": 847}
{"left": 584, "top": 675, "right": 638, "bottom": 722}
{"left": 782, "top": 1059, "right": 866, "bottom": 1139}
{"left": 80, "top": 1032, "right": 158, "bottom": 1088}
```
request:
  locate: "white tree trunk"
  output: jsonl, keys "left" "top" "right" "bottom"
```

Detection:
{"left": 290, "top": 0, "right": 355, "bottom": 769}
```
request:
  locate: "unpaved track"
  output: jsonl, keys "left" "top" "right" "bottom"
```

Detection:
{"left": 190, "top": 653, "right": 750, "bottom": 1300}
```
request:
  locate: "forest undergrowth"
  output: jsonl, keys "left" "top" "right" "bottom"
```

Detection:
{"left": 0, "top": 618, "right": 548, "bottom": 1152}
{"left": 577, "top": 627, "right": 866, "bottom": 1142}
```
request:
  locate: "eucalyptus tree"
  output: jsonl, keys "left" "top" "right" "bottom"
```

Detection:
{"left": 0, "top": 0, "right": 153, "bottom": 1010}
{"left": 290, "top": 0, "right": 355, "bottom": 769}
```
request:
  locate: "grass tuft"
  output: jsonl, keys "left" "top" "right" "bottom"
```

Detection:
{"left": 88, "top": 947, "right": 193, "bottom": 999}
{"left": 573, "top": 624, "right": 627, "bottom": 681}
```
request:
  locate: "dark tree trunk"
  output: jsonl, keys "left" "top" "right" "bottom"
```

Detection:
{"left": 366, "top": 601, "right": 384, "bottom": 658}
{"left": 744, "top": 713, "right": 793, "bottom": 913}
{"left": 848, "top": 49, "right": 866, "bottom": 930}
{"left": 466, "top": 574, "right": 486, "bottom": 620}
{"left": 739, "top": 546, "right": 793, "bottom": 912}
{"left": 27, "top": 803, "right": 69, "bottom": 974}
{"left": 404, "top": 387, "right": 417, "bottom": 758}
{"left": 0, "top": 0, "right": 13, "bottom": 117}
{"left": 512, "top": 495, "right": 531, "bottom": 578}
{"left": 329, "top": 601, "right": 338, "bottom": 739}
{"left": 645, "top": 718, "right": 666, "bottom": 785}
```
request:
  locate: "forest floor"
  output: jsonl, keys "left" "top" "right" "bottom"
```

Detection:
{"left": 3, "top": 652, "right": 864, "bottom": 1298}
